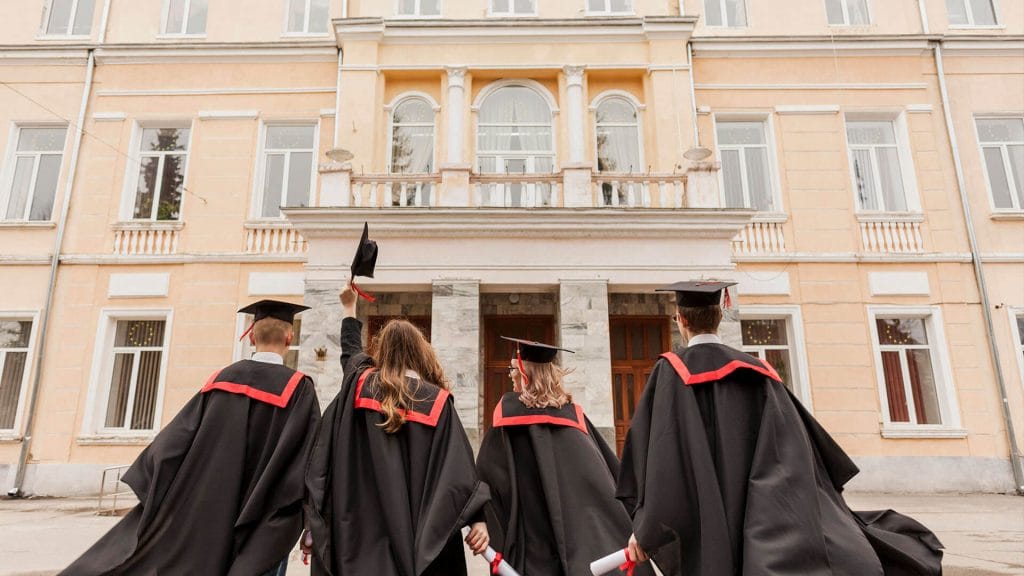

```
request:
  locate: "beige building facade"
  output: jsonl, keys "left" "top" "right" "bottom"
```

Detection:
{"left": 0, "top": 0, "right": 1021, "bottom": 495}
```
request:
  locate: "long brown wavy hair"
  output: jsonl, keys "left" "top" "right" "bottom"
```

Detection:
{"left": 515, "top": 360, "right": 573, "bottom": 409}
{"left": 369, "top": 319, "right": 449, "bottom": 433}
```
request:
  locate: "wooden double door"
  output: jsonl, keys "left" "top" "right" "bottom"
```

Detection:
{"left": 482, "top": 316, "right": 554, "bottom": 431}
{"left": 610, "top": 317, "right": 672, "bottom": 455}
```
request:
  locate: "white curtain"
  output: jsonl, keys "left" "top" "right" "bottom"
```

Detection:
{"left": 391, "top": 99, "right": 435, "bottom": 174}
{"left": 596, "top": 98, "right": 640, "bottom": 173}
{"left": 478, "top": 86, "right": 552, "bottom": 154}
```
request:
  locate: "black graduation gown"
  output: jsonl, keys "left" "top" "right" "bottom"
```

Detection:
{"left": 62, "top": 359, "right": 322, "bottom": 576}
{"left": 477, "top": 393, "right": 656, "bottom": 576}
{"left": 617, "top": 343, "right": 944, "bottom": 576}
{"left": 304, "top": 317, "right": 490, "bottom": 576}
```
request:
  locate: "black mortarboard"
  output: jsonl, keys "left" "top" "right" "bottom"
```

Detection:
{"left": 350, "top": 222, "right": 378, "bottom": 301}
{"left": 501, "top": 336, "right": 575, "bottom": 364}
{"left": 656, "top": 280, "right": 737, "bottom": 308}
{"left": 237, "top": 300, "right": 310, "bottom": 340}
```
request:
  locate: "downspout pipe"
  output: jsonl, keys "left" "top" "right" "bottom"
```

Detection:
{"left": 933, "top": 43, "right": 1024, "bottom": 494}
{"left": 8, "top": 49, "right": 96, "bottom": 497}
{"left": 334, "top": 48, "right": 343, "bottom": 149}
{"left": 687, "top": 42, "right": 700, "bottom": 148}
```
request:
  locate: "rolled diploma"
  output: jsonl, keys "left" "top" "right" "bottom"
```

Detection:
{"left": 461, "top": 526, "right": 520, "bottom": 576}
{"left": 590, "top": 548, "right": 628, "bottom": 576}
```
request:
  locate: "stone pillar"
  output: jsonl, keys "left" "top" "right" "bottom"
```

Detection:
{"left": 445, "top": 66, "right": 468, "bottom": 165}
{"left": 318, "top": 161, "right": 352, "bottom": 207}
{"left": 431, "top": 279, "right": 481, "bottom": 445}
{"left": 685, "top": 161, "right": 722, "bottom": 208}
{"left": 561, "top": 164, "right": 594, "bottom": 207}
{"left": 438, "top": 164, "right": 473, "bottom": 207}
{"left": 558, "top": 280, "right": 614, "bottom": 446}
{"left": 719, "top": 285, "right": 741, "bottom": 348}
{"left": 564, "top": 65, "right": 586, "bottom": 164}
{"left": 299, "top": 275, "right": 346, "bottom": 408}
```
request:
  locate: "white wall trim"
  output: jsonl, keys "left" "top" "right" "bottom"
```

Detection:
{"left": 906, "top": 104, "right": 934, "bottom": 113}
{"left": 107, "top": 273, "right": 171, "bottom": 298}
{"left": 695, "top": 83, "right": 928, "bottom": 91}
{"left": 91, "top": 112, "right": 126, "bottom": 122}
{"left": 0, "top": 310, "right": 41, "bottom": 434}
{"left": 774, "top": 104, "right": 840, "bottom": 115}
{"left": 868, "top": 271, "right": 931, "bottom": 296}
{"left": 96, "top": 87, "right": 336, "bottom": 98}
{"left": 198, "top": 110, "right": 260, "bottom": 120}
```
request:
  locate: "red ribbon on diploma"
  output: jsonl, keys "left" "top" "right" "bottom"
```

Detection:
{"left": 619, "top": 549, "right": 636, "bottom": 576}
{"left": 490, "top": 552, "right": 503, "bottom": 574}
{"left": 302, "top": 553, "right": 309, "bottom": 566}
{"left": 351, "top": 281, "right": 377, "bottom": 303}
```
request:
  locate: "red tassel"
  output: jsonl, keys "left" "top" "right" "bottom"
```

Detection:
{"left": 517, "top": 348, "right": 529, "bottom": 389}
{"left": 351, "top": 281, "right": 377, "bottom": 302}
{"left": 490, "top": 552, "right": 503, "bottom": 574}
{"left": 723, "top": 288, "right": 732, "bottom": 310}
{"left": 238, "top": 322, "right": 256, "bottom": 342}
{"left": 619, "top": 549, "right": 636, "bottom": 576}
{"left": 302, "top": 553, "right": 309, "bottom": 566}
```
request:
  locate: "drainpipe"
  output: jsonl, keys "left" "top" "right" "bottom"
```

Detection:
{"left": 8, "top": 49, "right": 96, "bottom": 497}
{"left": 933, "top": 44, "right": 1024, "bottom": 494}
{"left": 687, "top": 42, "right": 700, "bottom": 148}
{"left": 98, "top": 0, "right": 113, "bottom": 43}
{"left": 334, "top": 48, "right": 343, "bottom": 149}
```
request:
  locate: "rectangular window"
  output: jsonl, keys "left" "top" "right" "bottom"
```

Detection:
{"left": 163, "top": 0, "right": 207, "bottom": 35}
{"left": 873, "top": 317, "right": 943, "bottom": 426}
{"left": 825, "top": 0, "right": 870, "bottom": 25}
{"left": 130, "top": 127, "right": 190, "bottom": 221}
{"left": 43, "top": 0, "right": 95, "bottom": 35}
{"left": 587, "top": 0, "right": 632, "bottom": 14}
{"left": 398, "top": 0, "right": 441, "bottom": 16}
{"left": 704, "top": 0, "right": 747, "bottom": 27}
{"left": 286, "top": 0, "right": 329, "bottom": 33}
{"left": 946, "top": 0, "right": 998, "bottom": 25}
{"left": 0, "top": 320, "right": 33, "bottom": 431}
{"left": 2, "top": 126, "right": 67, "bottom": 222}
{"left": 976, "top": 118, "right": 1024, "bottom": 211}
{"left": 238, "top": 315, "right": 302, "bottom": 369}
{"left": 258, "top": 124, "right": 317, "bottom": 218}
{"left": 102, "top": 319, "right": 167, "bottom": 432}
{"left": 717, "top": 120, "right": 775, "bottom": 211}
{"left": 490, "top": 0, "right": 536, "bottom": 16}
{"left": 739, "top": 310, "right": 812, "bottom": 410}
{"left": 846, "top": 120, "right": 910, "bottom": 212}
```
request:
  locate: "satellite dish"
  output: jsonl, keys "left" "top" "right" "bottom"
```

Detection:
{"left": 683, "top": 147, "right": 713, "bottom": 162}
{"left": 326, "top": 148, "right": 354, "bottom": 162}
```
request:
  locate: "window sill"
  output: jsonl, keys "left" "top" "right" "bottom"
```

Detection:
{"left": 948, "top": 24, "right": 1006, "bottom": 30}
{"left": 35, "top": 34, "right": 93, "bottom": 41}
{"left": 386, "top": 15, "right": 443, "bottom": 20}
{"left": 584, "top": 12, "right": 636, "bottom": 17}
{"left": 881, "top": 426, "right": 968, "bottom": 439}
{"left": 244, "top": 218, "right": 291, "bottom": 229}
{"left": 751, "top": 211, "right": 789, "bottom": 223}
{"left": 0, "top": 221, "right": 57, "bottom": 228}
{"left": 112, "top": 220, "right": 185, "bottom": 231}
{"left": 990, "top": 212, "right": 1024, "bottom": 221}
{"left": 77, "top": 434, "right": 155, "bottom": 446}
{"left": 0, "top": 433, "right": 24, "bottom": 443}
{"left": 280, "top": 32, "right": 332, "bottom": 38}
{"left": 155, "top": 33, "right": 208, "bottom": 40}
{"left": 856, "top": 212, "right": 925, "bottom": 223}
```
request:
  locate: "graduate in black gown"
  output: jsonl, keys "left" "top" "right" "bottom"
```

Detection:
{"left": 617, "top": 281, "right": 944, "bottom": 576}
{"left": 303, "top": 283, "right": 490, "bottom": 576}
{"left": 476, "top": 337, "right": 655, "bottom": 576}
{"left": 63, "top": 300, "right": 322, "bottom": 576}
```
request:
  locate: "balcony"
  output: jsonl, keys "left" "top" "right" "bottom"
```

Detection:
{"left": 112, "top": 221, "right": 182, "bottom": 256}
{"left": 858, "top": 213, "right": 925, "bottom": 254}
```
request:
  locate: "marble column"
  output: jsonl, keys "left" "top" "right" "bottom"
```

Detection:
{"left": 719, "top": 285, "right": 741, "bottom": 348}
{"left": 445, "top": 66, "right": 468, "bottom": 165}
{"left": 431, "top": 279, "right": 481, "bottom": 445}
{"left": 558, "top": 280, "right": 614, "bottom": 447}
{"left": 299, "top": 277, "right": 346, "bottom": 409}
{"left": 564, "top": 65, "right": 586, "bottom": 164}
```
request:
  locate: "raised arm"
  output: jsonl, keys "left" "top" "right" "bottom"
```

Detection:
{"left": 339, "top": 283, "right": 367, "bottom": 373}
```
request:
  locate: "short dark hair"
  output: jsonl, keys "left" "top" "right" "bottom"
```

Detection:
{"left": 254, "top": 317, "right": 292, "bottom": 346}
{"left": 677, "top": 305, "right": 723, "bottom": 334}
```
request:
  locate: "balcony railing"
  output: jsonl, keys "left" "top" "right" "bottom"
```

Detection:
{"left": 732, "top": 215, "right": 788, "bottom": 255}
{"left": 351, "top": 174, "right": 441, "bottom": 208}
{"left": 112, "top": 222, "right": 181, "bottom": 256}
{"left": 594, "top": 174, "right": 687, "bottom": 208}
{"left": 858, "top": 213, "right": 925, "bottom": 254}
{"left": 245, "top": 221, "right": 308, "bottom": 255}
{"left": 472, "top": 174, "right": 563, "bottom": 208}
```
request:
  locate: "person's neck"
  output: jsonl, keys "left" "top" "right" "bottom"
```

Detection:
{"left": 255, "top": 346, "right": 288, "bottom": 357}
{"left": 685, "top": 332, "right": 721, "bottom": 345}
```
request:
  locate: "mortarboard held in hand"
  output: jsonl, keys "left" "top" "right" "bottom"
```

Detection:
{"left": 237, "top": 299, "right": 310, "bottom": 341}
{"left": 501, "top": 336, "right": 574, "bottom": 389}
{"left": 656, "top": 280, "right": 737, "bottom": 309}
{"left": 350, "top": 222, "right": 378, "bottom": 302}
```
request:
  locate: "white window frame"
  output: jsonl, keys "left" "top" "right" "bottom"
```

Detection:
{"left": 866, "top": 305, "right": 964, "bottom": 438}
{"left": 386, "top": 93, "right": 439, "bottom": 174}
{"left": 394, "top": 0, "right": 443, "bottom": 18}
{"left": 825, "top": 0, "right": 872, "bottom": 26}
{"left": 251, "top": 121, "right": 320, "bottom": 220}
{"left": 946, "top": 0, "right": 1002, "bottom": 27}
{"left": 488, "top": 0, "right": 538, "bottom": 17}
{"left": 474, "top": 80, "right": 559, "bottom": 173}
{"left": 159, "top": 0, "right": 208, "bottom": 37}
{"left": 739, "top": 305, "right": 813, "bottom": 411}
{"left": 1009, "top": 307, "right": 1024, "bottom": 395}
{"left": 973, "top": 115, "right": 1024, "bottom": 213}
{"left": 591, "top": 91, "right": 646, "bottom": 174}
{"left": 703, "top": 0, "right": 749, "bottom": 27}
{"left": 585, "top": 0, "right": 634, "bottom": 16}
{"left": 233, "top": 313, "right": 303, "bottom": 369}
{"left": 843, "top": 112, "right": 922, "bottom": 214}
{"left": 39, "top": 0, "right": 94, "bottom": 38}
{"left": 712, "top": 112, "right": 784, "bottom": 213}
{"left": 282, "top": 0, "right": 331, "bottom": 36}
{"left": 0, "top": 312, "right": 40, "bottom": 437}
{"left": 0, "top": 123, "right": 69, "bottom": 223}
{"left": 82, "top": 309, "right": 173, "bottom": 437}
{"left": 119, "top": 121, "right": 194, "bottom": 222}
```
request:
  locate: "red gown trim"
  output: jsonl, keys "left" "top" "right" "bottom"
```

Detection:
{"left": 491, "top": 400, "right": 589, "bottom": 435}
{"left": 201, "top": 370, "right": 305, "bottom": 408}
{"left": 659, "top": 351, "right": 782, "bottom": 385}
{"left": 354, "top": 367, "right": 450, "bottom": 428}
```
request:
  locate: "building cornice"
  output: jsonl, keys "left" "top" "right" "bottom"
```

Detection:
{"left": 0, "top": 46, "right": 91, "bottom": 65}
{"left": 334, "top": 16, "right": 697, "bottom": 46}
{"left": 939, "top": 35, "right": 1024, "bottom": 57}
{"left": 283, "top": 207, "right": 753, "bottom": 240}
{"left": 691, "top": 34, "right": 938, "bottom": 57}
{"left": 94, "top": 43, "right": 338, "bottom": 64}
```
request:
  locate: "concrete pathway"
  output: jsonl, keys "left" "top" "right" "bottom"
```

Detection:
{"left": 0, "top": 493, "right": 1019, "bottom": 575}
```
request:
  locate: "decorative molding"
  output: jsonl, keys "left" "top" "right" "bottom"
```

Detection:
{"left": 92, "top": 112, "right": 126, "bottom": 122}
{"left": 980, "top": 253, "right": 1024, "bottom": 263}
{"left": 774, "top": 104, "right": 840, "bottom": 115}
{"left": 108, "top": 273, "right": 171, "bottom": 298}
{"left": 0, "top": 47, "right": 91, "bottom": 65}
{"left": 906, "top": 104, "right": 934, "bottom": 113}
{"left": 60, "top": 253, "right": 307, "bottom": 265}
{"left": 696, "top": 83, "right": 928, "bottom": 91}
{"left": 881, "top": 426, "right": 969, "bottom": 439}
{"left": 733, "top": 252, "right": 973, "bottom": 264}
{"left": 198, "top": 110, "right": 259, "bottom": 120}
{"left": 319, "top": 108, "right": 336, "bottom": 117}
{"left": 341, "top": 63, "right": 654, "bottom": 72}
{"left": 0, "top": 255, "right": 51, "bottom": 266}
{"left": 869, "top": 271, "right": 930, "bottom": 296}
{"left": 94, "top": 44, "right": 337, "bottom": 65}
{"left": 97, "top": 87, "right": 336, "bottom": 97}
{"left": 691, "top": 36, "right": 934, "bottom": 57}
{"left": 940, "top": 37, "right": 1024, "bottom": 57}
{"left": 76, "top": 434, "right": 156, "bottom": 445}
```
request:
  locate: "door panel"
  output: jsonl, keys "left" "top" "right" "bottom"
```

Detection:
{"left": 610, "top": 317, "right": 671, "bottom": 455}
{"left": 483, "top": 316, "right": 555, "bottom": 431}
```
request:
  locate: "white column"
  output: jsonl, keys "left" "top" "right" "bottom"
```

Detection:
{"left": 431, "top": 279, "right": 481, "bottom": 445}
{"left": 558, "top": 280, "right": 613, "bottom": 446}
{"left": 564, "top": 65, "right": 586, "bottom": 164}
{"left": 445, "top": 66, "right": 468, "bottom": 165}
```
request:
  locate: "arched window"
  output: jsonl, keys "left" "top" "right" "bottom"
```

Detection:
{"left": 595, "top": 96, "right": 641, "bottom": 173}
{"left": 389, "top": 97, "right": 435, "bottom": 174}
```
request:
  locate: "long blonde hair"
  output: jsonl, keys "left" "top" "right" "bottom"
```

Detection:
{"left": 370, "top": 319, "right": 449, "bottom": 433}
{"left": 516, "top": 360, "right": 572, "bottom": 409}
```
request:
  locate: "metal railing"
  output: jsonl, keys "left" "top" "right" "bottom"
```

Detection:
{"left": 97, "top": 465, "right": 133, "bottom": 516}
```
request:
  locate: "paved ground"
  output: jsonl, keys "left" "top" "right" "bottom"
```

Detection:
{"left": 0, "top": 493, "right": 1020, "bottom": 575}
